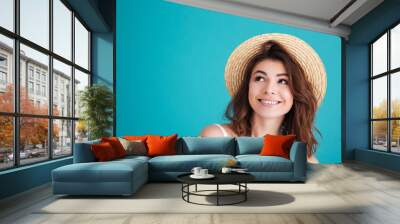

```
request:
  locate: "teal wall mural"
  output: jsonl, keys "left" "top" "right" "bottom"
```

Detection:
{"left": 116, "top": 0, "right": 342, "bottom": 163}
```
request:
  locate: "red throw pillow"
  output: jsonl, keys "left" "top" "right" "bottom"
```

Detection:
{"left": 146, "top": 134, "right": 178, "bottom": 157}
{"left": 101, "top": 137, "right": 127, "bottom": 158}
{"left": 259, "top": 134, "right": 296, "bottom": 159}
{"left": 91, "top": 142, "right": 117, "bottom": 161}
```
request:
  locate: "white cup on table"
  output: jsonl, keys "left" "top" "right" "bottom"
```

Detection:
{"left": 191, "top": 167, "right": 202, "bottom": 176}
{"left": 199, "top": 169, "right": 208, "bottom": 176}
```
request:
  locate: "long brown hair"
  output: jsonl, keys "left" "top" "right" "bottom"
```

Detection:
{"left": 225, "top": 41, "right": 319, "bottom": 157}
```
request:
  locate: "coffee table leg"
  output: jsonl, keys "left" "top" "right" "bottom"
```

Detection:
{"left": 195, "top": 184, "right": 197, "bottom": 192}
{"left": 217, "top": 184, "right": 219, "bottom": 206}
{"left": 188, "top": 184, "right": 190, "bottom": 202}
{"left": 245, "top": 183, "right": 247, "bottom": 201}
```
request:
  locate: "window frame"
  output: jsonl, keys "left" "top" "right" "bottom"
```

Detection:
{"left": 370, "top": 20, "right": 400, "bottom": 154}
{"left": 0, "top": 0, "right": 92, "bottom": 171}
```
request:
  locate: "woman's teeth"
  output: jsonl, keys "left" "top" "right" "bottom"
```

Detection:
{"left": 258, "top": 99, "right": 280, "bottom": 105}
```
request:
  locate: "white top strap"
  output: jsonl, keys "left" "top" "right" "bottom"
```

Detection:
{"left": 214, "top": 124, "right": 228, "bottom": 137}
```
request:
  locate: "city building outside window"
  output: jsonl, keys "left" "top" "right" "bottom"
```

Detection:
{"left": 28, "top": 67, "right": 34, "bottom": 80}
{"left": 28, "top": 81, "right": 34, "bottom": 94}
{"left": 35, "top": 70, "right": 40, "bottom": 81}
{"left": 0, "top": 55, "right": 7, "bottom": 67}
{"left": 35, "top": 83, "right": 40, "bottom": 95}
{"left": 0, "top": 71, "right": 6, "bottom": 85}
{"left": 0, "top": 54, "right": 7, "bottom": 87}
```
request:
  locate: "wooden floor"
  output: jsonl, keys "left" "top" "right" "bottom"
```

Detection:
{"left": 1, "top": 162, "right": 400, "bottom": 224}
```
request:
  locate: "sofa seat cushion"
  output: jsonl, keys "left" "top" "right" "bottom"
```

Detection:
{"left": 149, "top": 154, "right": 235, "bottom": 172}
{"left": 52, "top": 159, "right": 147, "bottom": 183}
{"left": 236, "top": 155, "right": 293, "bottom": 172}
{"left": 116, "top": 155, "right": 150, "bottom": 163}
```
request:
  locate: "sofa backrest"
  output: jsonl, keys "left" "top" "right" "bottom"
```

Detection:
{"left": 177, "top": 137, "right": 236, "bottom": 155}
{"left": 73, "top": 139, "right": 100, "bottom": 163}
{"left": 73, "top": 136, "right": 300, "bottom": 161}
{"left": 235, "top": 137, "right": 264, "bottom": 155}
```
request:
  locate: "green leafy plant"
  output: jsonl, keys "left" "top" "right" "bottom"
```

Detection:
{"left": 79, "top": 84, "right": 114, "bottom": 140}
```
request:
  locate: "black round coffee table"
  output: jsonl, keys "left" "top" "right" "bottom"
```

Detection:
{"left": 177, "top": 173, "right": 255, "bottom": 206}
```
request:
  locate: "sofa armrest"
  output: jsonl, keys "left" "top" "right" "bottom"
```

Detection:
{"left": 289, "top": 141, "right": 307, "bottom": 181}
{"left": 73, "top": 140, "right": 100, "bottom": 163}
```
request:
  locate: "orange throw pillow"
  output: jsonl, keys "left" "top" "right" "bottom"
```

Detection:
{"left": 259, "top": 134, "right": 296, "bottom": 159}
{"left": 146, "top": 134, "right": 178, "bottom": 157}
{"left": 123, "top": 136, "right": 148, "bottom": 142}
{"left": 91, "top": 142, "right": 117, "bottom": 161}
{"left": 101, "top": 137, "right": 127, "bottom": 158}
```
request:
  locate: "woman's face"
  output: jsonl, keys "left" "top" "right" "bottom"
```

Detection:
{"left": 248, "top": 59, "right": 294, "bottom": 120}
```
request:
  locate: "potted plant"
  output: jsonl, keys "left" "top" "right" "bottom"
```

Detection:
{"left": 79, "top": 84, "right": 114, "bottom": 140}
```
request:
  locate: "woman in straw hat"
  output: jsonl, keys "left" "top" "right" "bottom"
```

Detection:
{"left": 200, "top": 33, "right": 326, "bottom": 163}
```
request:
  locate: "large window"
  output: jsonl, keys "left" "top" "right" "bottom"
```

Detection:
{"left": 370, "top": 23, "right": 400, "bottom": 154}
{"left": 0, "top": 0, "right": 91, "bottom": 171}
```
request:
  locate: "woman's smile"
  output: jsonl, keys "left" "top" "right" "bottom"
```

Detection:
{"left": 257, "top": 98, "right": 282, "bottom": 106}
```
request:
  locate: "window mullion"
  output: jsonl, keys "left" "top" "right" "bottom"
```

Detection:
{"left": 14, "top": 0, "right": 20, "bottom": 167}
{"left": 49, "top": 0, "right": 53, "bottom": 160}
{"left": 71, "top": 10, "right": 76, "bottom": 155}
{"left": 388, "top": 30, "right": 391, "bottom": 152}
{"left": 370, "top": 45, "right": 373, "bottom": 149}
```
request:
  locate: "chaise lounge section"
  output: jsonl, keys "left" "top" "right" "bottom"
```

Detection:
{"left": 52, "top": 137, "right": 307, "bottom": 196}
{"left": 52, "top": 140, "right": 149, "bottom": 195}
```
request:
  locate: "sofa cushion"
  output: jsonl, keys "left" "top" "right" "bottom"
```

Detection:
{"left": 123, "top": 136, "right": 149, "bottom": 149}
{"left": 91, "top": 142, "right": 118, "bottom": 161}
{"left": 101, "top": 137, "right": 127, "bottom": 158}
{"left": 146, "top": 134, "right": 178, "bottom": 157}
{"left": 260, "top": 134, "right": 296, "bottom": 159}
{"left": 178, "top": 137, "right": 235, "bottom": 155}
{"left": 123, "top": 135, "right": 148, "bottom": 142}
{"left": 236, "top": 155, "right": 293, "bottom": 172}
{"left": 115, "top": 155, "right": 150, "bottom": 163}
{"left": 236, "top": 137, "right": 263, "bottom": 155}
{"left": 73, "top": 139, "right": 100, "bottom": 163}
{"left": 118, "top": 138, "right": 147, "bottom": 156}
{"left": 148, "top": 154, "right": 235, "bottom": 172}
{"left": 52, "top": 159, "right": 147, "bottom": 183}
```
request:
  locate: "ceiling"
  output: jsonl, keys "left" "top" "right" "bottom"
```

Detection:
{"left": 167, "top": 0, "right": 385, "bottom": 39}
{"left": 66, "top": 0, "right": 115, "bottom": 32}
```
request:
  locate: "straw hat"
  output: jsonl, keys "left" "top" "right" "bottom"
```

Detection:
{"left": 224, "top": 33, "right": 326, "bottom": 105}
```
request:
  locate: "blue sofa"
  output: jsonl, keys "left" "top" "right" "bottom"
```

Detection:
{"left": 52, "top": 137, "right": 307, "bottom": 196}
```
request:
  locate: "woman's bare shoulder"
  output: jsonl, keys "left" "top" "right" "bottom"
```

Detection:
{"left": 199, "top": 124, "right": 236, "bottom": 137}
{"left": 220, "top": 124, "right": 237, "bottom": 136}
{"left": 199, "top": 124, "right": 224, "bottom": 137}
